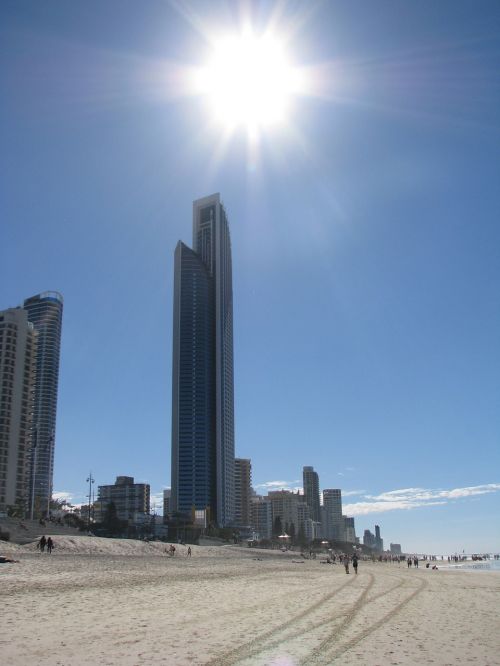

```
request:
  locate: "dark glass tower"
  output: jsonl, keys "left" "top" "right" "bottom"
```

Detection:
{"left": 171, "top": 194, "right": 235, "bottom": 526}
{"left": 303, "top": 466, "right": 321, "bottom": 523}
{"left": 23, "top": 292, "right": 63, "bottom": 516}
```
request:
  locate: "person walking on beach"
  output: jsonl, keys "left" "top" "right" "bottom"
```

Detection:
{"left": 352, "top": 553, "right": 359, "bottom": 574}
{"left": 344, "top": 555, "right": 350, "bottom": 574}
{"left": 413, "top": 556, "right": 418, "bottom": 568}
{"left": 47, "top": 537, "right": 54, "bottom": 554}
{"left": 38, "top": 536, "right": 47, "bottom": 553}
{"left": 187, "top": 546, "right": 192, "bottom": 557}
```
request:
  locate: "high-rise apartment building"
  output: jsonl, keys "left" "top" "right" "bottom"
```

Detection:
{"left": 323, "top": 488, "right": 343, "bottom": 540}
{"left": 363, "top": 529, "right": 375, "bottom": 548}
{"left": 303, "top": 466, "right": 320, "bottom": 522}
{"left": 234, "top": 458, "right": 251, "bottom": 526}
{"left": 0, "top": 309, "right": 37, "bottom": 513}
{"left": 171, "top": 194, "right": 235, "bottom": 527}
{"left": 23, "top": 292, "right": 63, "bottom": 515}
{"left": 163, "top": 488, "right": 171, "bottom": 517}
{"left": 250, "top": 496, "right": 272, "bottom": 539}
{"left": 268, "top": 489, "right": 310, "bottom": 537}
{"left": 343, "top": 515, "right": 356, "bottom": 543}
{"left": 375, "top": 524, "right": 384, "bottom": 551}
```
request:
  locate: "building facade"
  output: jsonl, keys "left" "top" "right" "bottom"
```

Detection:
{"left": 23, "top": 292, "right": 63, "bottom": 515}
{"left": 0, "top": 309, "right": 37, "bottom": 513}
{"left": 171, "top": 194, "right": 235, "bottom": 527}
{"left": 163, "top": 488, "right": 171, "bottom": 519}
{"left": 303, "top": 466, "right": 320, "bottom": 523}
{"left": 343, "top": 515, "right": 356, "bottom": 543}
{"left": 374, "top": 524, "right": 384, "bottom": 551}
{"left": 322, "top": 488, "right": 343, "bottom": 540}
{"left": 268, "top": 490, "right": 311, "bottom": 538}
{"left": 250, "top": 496, "right": 272, "bottom": 540}
{"left": 234, "top": 458, "right": 251, "bottom": 526}
{"left": 363, "top": 529, "right": 375, "bottom": 548}
{"left": 97, "top": 476, "right": 150, "bottom": 522}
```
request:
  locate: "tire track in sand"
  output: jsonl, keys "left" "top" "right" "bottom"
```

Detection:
{"left": 253, "top": 574, "right": 407, "bottom": 659}
{"left": 209, "top": 572, "right": 412, "bottom": 666}
{"left": 300, "top": 572, "right": 375, "bottom": 665}
{"left": 309, "top": 575, "right": 428, "bottom": 665}
{"left": 206, "top": 575, "right": 357, "bottom": 666}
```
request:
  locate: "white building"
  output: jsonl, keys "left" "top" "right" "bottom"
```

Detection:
{"left": 250, "top": 496, "right": 272, "bottom": 540}
{"left": 0, "top": 308, "right": 37, "bottom": 514}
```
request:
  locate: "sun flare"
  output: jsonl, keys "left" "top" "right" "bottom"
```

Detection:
{"left": 195, "top": 31, "right": 301, "bottom": 131}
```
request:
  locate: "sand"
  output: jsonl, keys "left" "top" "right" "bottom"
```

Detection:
{"left": 1, "top": 537, "right": 499, "bottom": 665}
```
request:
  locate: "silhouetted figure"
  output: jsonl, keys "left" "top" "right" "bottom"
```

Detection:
{"left": 344, "top": 555, "right": 350, "bottom": 574}
{"left": 47, "top": 537, "right": 54, "bottom": 554}
{"left": 38, "top": 536, "right": 47, "bottom": 553}
{"left": 352, "top": 554, "right": 359, "bottom": 574}
{"left": 187, "top": 546, "right": 192, "bottom": 557}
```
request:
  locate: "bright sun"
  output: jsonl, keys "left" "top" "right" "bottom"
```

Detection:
{"left": 196, "top": 32, "right": 300, "bottom": 130}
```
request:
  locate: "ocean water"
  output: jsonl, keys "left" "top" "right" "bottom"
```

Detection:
{"left": 444, "top": 559, "right": 500, "bottom": 573}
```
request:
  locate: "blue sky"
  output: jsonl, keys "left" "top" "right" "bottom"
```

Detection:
{"left": 1, "top": 1, "right": 499, "bottom": 554}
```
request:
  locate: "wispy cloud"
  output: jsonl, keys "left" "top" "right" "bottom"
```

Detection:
{"left": 53, "top": 491, "right": 73, "bottom": 503}
{"left": 53, "top": 491, "right": 87, "bottom": 506}
{"left": 150, "top": 492, "right": 164, "bottom": 512}
{"left": 344, "top": 483, "right": 500, "bottom": 516}
{"left": 342, "top": 489, "right": 366, "bottom": 497}
{"left": 255, "top": 480, "right": 302, "bottom": 492}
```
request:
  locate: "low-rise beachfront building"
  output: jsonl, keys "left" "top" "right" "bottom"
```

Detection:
{"left": 97, "top": 476, "right": 150, "bottom": 522}
{"left": 390, "top": 543, "right": 402, "bottom": 555}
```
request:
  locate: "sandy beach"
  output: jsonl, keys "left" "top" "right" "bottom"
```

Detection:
{"left": 1, "top": 537, "right": 499, "bottom": 665}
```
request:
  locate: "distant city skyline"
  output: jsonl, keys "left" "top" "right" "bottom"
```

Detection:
{"left": 1, "top": 1, "right": 499, "bottom": 554}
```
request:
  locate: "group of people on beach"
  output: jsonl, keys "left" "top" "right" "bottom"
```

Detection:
{"left": 164, "top": 544, "right": 192, "bottom": 557}
{"left": 37, "top": 536, "right": 54, "bottom": 554}
{"left": 341, "top": 553, "right": 359, "bottom": 574}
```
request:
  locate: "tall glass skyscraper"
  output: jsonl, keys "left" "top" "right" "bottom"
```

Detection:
{"left": 171, "top": 194, "right": 235, "bottom": 527}
{"left": 303, "top": 466, "right": 321, "bottom": 522}
{"left": 23, "top": 292, "right": 63, "bottom": 515}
